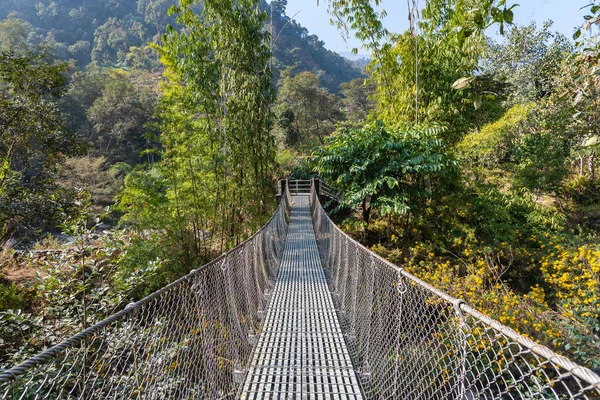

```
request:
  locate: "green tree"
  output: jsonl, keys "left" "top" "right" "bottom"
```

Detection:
{"left": 92, "top": 17, "right": 144, "bottom": 66}
{"left": 312, "top": 122, "right": 455, "bottom": 224}
{"left": 67, "top": 40, "right": 92, "bottom": 66}
{"left": 544, "top": 32, "right": 600, "bottom": 182}
{"left": 482, "top": 21, "right": 572, "bottom": 106}
{"left": 59, "top": 66, "right": 110, "bottom": 141}
{"left": 0, "top": 51, "right": 81, "bottom": 240}
{"left": 324, "top": 0, "right": 515, "bottom": 144}
{"left": 125, "top": 45, "right": 160, "bottom": 70}
{"left": 137, "top": 0, "right": 175, "bottom": 36}
{"left": 458, "top": 22, "right": 579, "bottom": 195}
{"left": 0, "top": 14, "right": 30, "bottom": 53}
{"left": 86, "top": 69, "right": 159, "bottom": 166}
{"left": 120, "top": 0, "right": 275, "bottom": 268}
{"left": 339, "top": 77, "right": 375, "bottom": 122}
{"left": 274, "top": 69, "right": 344, "bottom": 147}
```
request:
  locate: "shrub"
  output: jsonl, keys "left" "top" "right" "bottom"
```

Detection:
{"left": 114, "top": 236, "right": 165, "bottom": 299}
{"left": 58, "top": 156, "right": 124, "bottom": 208}
{"left": 0, "top": 281, "right": 36, "bottom": 312}
{"left": 562, "top": 175, "right": 600, "bottom": 205}
{"left": 312, "top": 122, "right": 456, "bottom": 223}
{"left": 458, "top": 103, "right": 534, "bottom": 168}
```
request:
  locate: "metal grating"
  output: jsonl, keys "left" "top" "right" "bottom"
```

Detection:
{"left": 241, "top": 195, "right": 364, "bottom": 400}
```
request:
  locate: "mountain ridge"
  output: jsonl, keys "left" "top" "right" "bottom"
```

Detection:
{"left": 0, "top": 0, "right": 363, "bottom": 92}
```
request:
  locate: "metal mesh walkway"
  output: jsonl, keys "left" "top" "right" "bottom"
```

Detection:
{"left": 241, "top": 195, "right": 363, "bottom": 400}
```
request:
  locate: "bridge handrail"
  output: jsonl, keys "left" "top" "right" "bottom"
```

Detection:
{"left": 0, "top": 185, "right": 294, "bottom": 397}
{"left": 308, "top": 178, "right": 600, "bottom": 398}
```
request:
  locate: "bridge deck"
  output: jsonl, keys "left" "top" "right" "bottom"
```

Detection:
{"left": 241, "top": 195, "right": 363, "bottom": 400}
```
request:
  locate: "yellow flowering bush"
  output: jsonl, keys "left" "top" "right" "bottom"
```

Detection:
{"left": 337, "top": 166, "right": 600, "bottom": 368}
{"left": 538, "top": 244, "right": 600, "bottom": 365}
{"left": 370, "top": 233, "right": 600, "bottom": 367}
{"left": 351, "top": 192, "right": 600, "bottom": 368}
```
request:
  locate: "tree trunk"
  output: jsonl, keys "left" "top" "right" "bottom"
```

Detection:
{"left": 361, "top": 197, "right": 371, "bottom": 225}
{"left": 361, "top": 197, "right": 371, "bottom": 243}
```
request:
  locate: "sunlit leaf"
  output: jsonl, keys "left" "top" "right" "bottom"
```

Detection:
{"left": 452, "top": 77, "right": 473, "bottom": 90}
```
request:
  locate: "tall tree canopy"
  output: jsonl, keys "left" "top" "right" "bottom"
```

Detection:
{"left": 0, "top": 51, "right": 81, "bottom": 240}
{"left": 274, "top": 69, "right": 344, "bottom": 148}
{"left": 322, "top": 0, "right": 516, "bottom": 144}
{"left": 119, "top": 0, "right": 276, "bottom": 267}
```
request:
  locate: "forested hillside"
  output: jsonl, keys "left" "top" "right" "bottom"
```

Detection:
{"left": 0, "top": 0, "right": 362, "bottom": 241}
{"left": 266, "top": 1, "right": 363, "bottom": 91}
{"left": 2, "top": 0, "right": 600, "bottom": 384}
{"left": 0, "top": 0, "right": 362, "bottom": 90}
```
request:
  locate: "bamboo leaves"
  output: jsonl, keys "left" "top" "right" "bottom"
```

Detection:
{"left": 120, "top": 0, "right": 275, "bottom": 264}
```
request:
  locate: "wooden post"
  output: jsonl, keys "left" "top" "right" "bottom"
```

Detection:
{"left": 275, "top": 179, "right": 285, "bottom": 202}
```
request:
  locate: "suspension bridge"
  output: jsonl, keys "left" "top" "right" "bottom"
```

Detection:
{"left": 1, "top": 179, "right": 600, "bottom": 399}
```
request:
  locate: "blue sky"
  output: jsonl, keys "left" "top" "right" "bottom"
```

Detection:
{"left": 284, "top": 0, "right": 590, "bottom": 54}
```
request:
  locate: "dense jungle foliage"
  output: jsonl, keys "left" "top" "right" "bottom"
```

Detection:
{"left": 1, "top": 0, "right": 600, "bottom": 377}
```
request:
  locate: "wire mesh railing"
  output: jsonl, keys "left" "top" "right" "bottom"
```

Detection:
{"left": 308, "top": 180, "right": 600, "bottom": 400}
{"left": 0, "top": 187, "right": 293, "bottom": 399}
